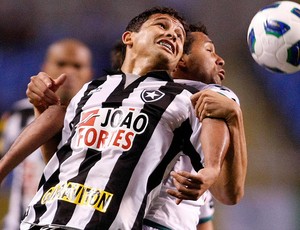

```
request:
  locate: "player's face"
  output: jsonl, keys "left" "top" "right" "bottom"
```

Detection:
{"left": 42, "top": 44, "right": 93, "bottom": 103}
{"left": 185, "top": 32, "right": 225, "bottom": 84}
{"left": 129, "top": 14, "right": 186, "bottom": 72}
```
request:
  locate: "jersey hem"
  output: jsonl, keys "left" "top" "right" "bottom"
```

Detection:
{"left": 143, "top": 219, "right": 172, "bottom": 230}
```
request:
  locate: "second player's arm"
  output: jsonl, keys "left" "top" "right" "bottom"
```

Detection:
{"left": 192, "top": 89, "right": 247, "bottom": 204}
{"left": 27, "top": 72, "right": 68, "bottom": 162}
{"left": 209, "top": 101, "right": 247, "bottom": 204}
{"left": 167, "top": 117, "right": 230, "bottom": 204}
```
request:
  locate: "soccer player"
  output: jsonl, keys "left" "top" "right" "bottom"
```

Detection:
{"left": 0, "top": 7, "right": 231, "bottom": 229}
{"left": 0, "top": 39, "right": 93, "bottom": 230}
{"left": 108, "top": 25, "right": 247, "bottom": 229}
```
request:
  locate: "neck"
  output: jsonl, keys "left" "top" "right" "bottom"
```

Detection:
{"left": 171, "top": 69, "right": 190, "bottom": 80}
{"left": 121, "top": 52, "right": 172, "bottom": 76}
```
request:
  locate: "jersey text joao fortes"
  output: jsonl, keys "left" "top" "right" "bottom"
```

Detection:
{"left": 76, "top": 107, "right": 148, "bottom": 151}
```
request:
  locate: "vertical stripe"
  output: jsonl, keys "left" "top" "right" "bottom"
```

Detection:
{"left": 180, "top": 120, "right": 203, "bottom": 171}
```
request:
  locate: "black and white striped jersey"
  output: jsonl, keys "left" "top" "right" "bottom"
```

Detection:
{"left": 21, "top": 71, "right": 204, "bottom": 230}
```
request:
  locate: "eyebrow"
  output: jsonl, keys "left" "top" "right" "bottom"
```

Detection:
{"left": 154, "top": 16, "right": 186, "bottom": 35}
{"left": 206, "top": 40, "right": 214, "bottom": 45}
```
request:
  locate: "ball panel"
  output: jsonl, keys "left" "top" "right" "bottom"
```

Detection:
{"left": 291, "top": 7, "right": 300, "bottom": 18}
{"left": 264, "top": 20, "right": 290, "bottom": 38}
{"left": 260, "top": 2, "right": 280, "bottom": 11}
{"left": 248, "top": 28, "right": 256, "bottom": 53}
{"left": 287, "top": 40, "right": 300, "bottom": 66}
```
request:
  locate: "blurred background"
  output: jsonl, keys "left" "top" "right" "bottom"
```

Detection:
{"left": 0, "top": 0, "right": 299, "bottom": 229}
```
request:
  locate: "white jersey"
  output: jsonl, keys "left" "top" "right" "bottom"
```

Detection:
{"left": 198, "top": 192, "right": 214, "bottom": 225}
{"left": 2, "top": 99, "right": 45, "bottom": 230}
{"left": 175, "top": 79, "right": 240, "bottom": 105}
{"left": 21, "top": 71, "right": 204, "bottom": 230}
{"left": 144, "top": 80, "right": 239, "bottom": 230}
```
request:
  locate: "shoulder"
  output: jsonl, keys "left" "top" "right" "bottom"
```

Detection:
{"left": 168, "top": 81, "right": 199, "bottom": 94}
{"left": 91, "top": 75, "right": 109, "bottom": 85}
{"left": 174, "top": 79, "right": 208, "bottom": 91}
{"left": 205, "top": 84, "right": 240, "bottom": 105}
{"left": 76, "top": 75, "right": 110, "bottom": 96}
{"left": 91, "top": 74, "right": 124, "bottom": 86}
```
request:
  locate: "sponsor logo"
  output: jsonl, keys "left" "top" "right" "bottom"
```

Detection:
{"left": 75, "top": 107, "right": 149, "bottom": 151}
{"left": 141, "top": 89, "right": 165, "bottom": 102}
{"left": 41, "top": 181, "right": 113, "bottom": 213}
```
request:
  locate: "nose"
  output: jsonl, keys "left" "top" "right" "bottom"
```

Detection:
{"left": 216, "top": 55, "right": 225, "bottom": 66}
{"left": 166, "top": 32, "right": 177, "bottom": 42}
{"left": 62, "top": 65, "right": 78, "bottom": 76}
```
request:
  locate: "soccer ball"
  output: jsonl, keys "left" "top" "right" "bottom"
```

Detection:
{"left": 247, "top": 1, "right": 300, "bottom": 74}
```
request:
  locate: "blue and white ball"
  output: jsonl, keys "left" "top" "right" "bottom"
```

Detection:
{"left": 247, "top": 1, "right": 300, "bottom": 74}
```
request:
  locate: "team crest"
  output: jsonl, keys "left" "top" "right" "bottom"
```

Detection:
{"left": 141, "top": 89, "right": 165, "bottom": 102}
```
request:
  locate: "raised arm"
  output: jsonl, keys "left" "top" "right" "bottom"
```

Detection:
{"left": 0, "top": 105, "right": 65, "bottom": 184}
{"left": 166, "top": 117, "right": 230, "bottom": 204}
{"left": 167, "top": 89, "right": 247, "bottom": 205}
{"left": 192, "top": 89, "right": 247, "bottom": 204}
{"left": 26, "top": 72, "right": 68, "bottom": 162}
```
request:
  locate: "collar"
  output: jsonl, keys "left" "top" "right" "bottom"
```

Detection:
{"left": 103, "top": 68, "right": 123, "bottom": 75}
{"left": 104, "top": 69, "right": 173, "bottom": 82}
{"left": 142, "top": 71, "right": 174, "bottom": 82}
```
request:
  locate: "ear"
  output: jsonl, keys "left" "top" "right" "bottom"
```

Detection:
{"left": 122, "top": 31, "right": 133, "bottom": 47}
{"left": 177, "top": 55, "right": 188, "bottom": 69}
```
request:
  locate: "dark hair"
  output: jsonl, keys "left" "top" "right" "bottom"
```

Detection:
{"left": 125, "top": 6, "right": 189, "bottom": 33}
{"left": 183, "top": 22, "right": 208, "bottom": 54}
{"left": 110, "top": 40, "right": 125, "bottom": 70}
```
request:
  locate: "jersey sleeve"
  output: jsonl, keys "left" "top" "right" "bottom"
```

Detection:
{"left": 204, "top": 84, "right": 240, "bottom": 105}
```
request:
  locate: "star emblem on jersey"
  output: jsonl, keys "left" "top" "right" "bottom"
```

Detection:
{"left": 141, "top": 89, "right": 165, "bottom": 102}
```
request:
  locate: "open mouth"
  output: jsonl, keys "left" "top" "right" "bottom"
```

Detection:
{"left": 158, "top": 40, "right": 175, "bottom": 54}
{"left": 218, "top": 69, "right": 225, "bottom": 81}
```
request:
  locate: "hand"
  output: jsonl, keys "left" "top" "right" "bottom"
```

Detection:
{"left": 166, "top": 167, "right": 220, "bottom": 205}
{"left": 191, "top": 89, "right": 237, "bottom": 122}
{"left": 26, "top": 72, "right": 67, "bottom": 113}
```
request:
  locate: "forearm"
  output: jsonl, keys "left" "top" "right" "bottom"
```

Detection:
{"left": 41, "top": 132, "right": 62, "bottom": 163}
{"left": 200, "top": 118, "right": 230, "bottom": 201}
{"left": 36, "top": 105, "right": 66, "bottom": 163}
{"left": 0, "top": 105, "right": 65, "bottom": 183}
{"left": 201, "top": 118, "right": 229, "bottom": 169}
{"left": 33, "top": 106, "right": 43, "bottom": 118}
{"left": 211, "top": 106, "right": 247, "bottom": 205}
{"left": 166, "top": 118, "right": 230, "bottom": 203}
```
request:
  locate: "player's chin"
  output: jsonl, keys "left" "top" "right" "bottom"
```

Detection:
{"left": 159, "top": 47, "right": 180, "bottom": 62}
{"left": 154, "top": 53, "right": 176, "bottom": 71}
{"left": 213, "top": 76, "right": 222, "bottom": 85}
